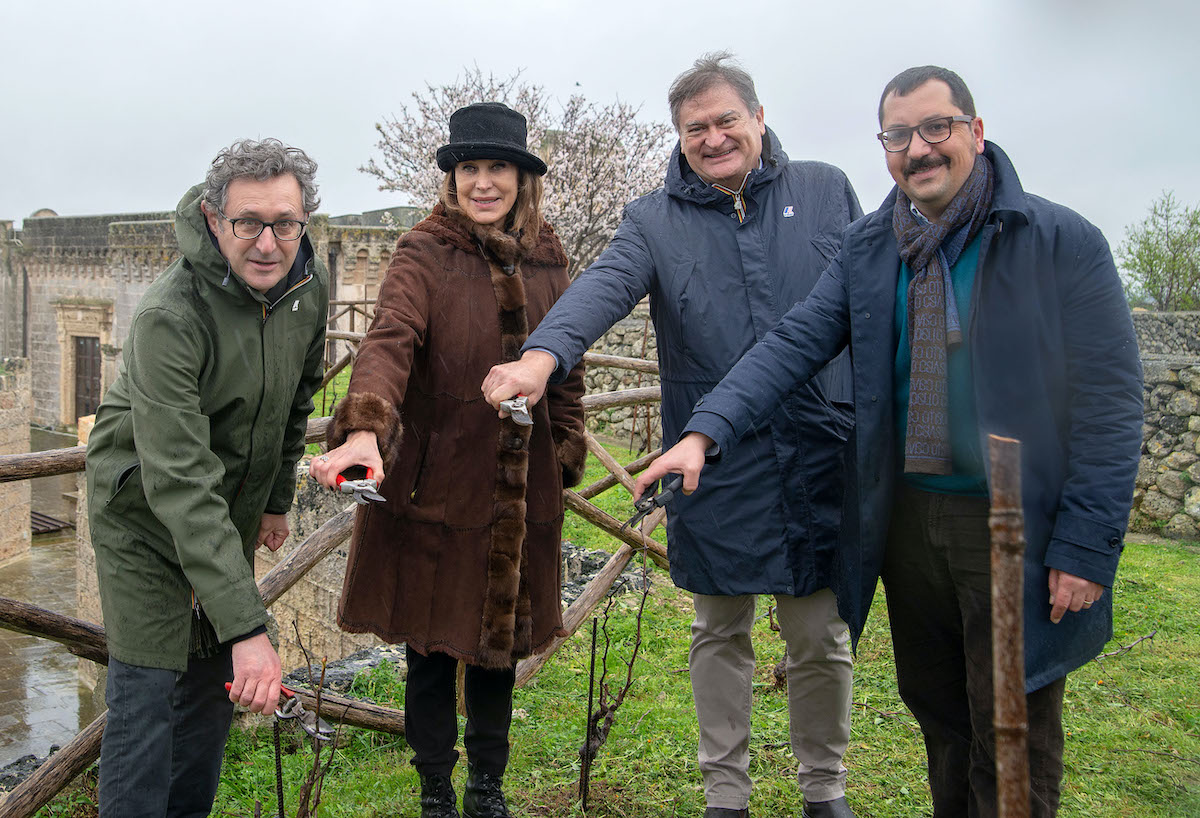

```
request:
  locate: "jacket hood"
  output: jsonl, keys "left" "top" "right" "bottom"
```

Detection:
{"left": 665, "top": 126, "right": 789, "bottom": 206}
{"left": 173, "top": 182, "right": 316, "bottom": 303}
{"left": 175, "top": 183, "right": 229, "bottom": 278}
{"left": 865, "top": 141, "right": 1032, "bottom": 236}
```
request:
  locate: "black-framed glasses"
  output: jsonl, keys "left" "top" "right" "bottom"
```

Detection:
{"left": 218, "top": 209, "right": 307, "bottom": 241}
{"left": 877, "top": 115, "right": 975, "bottom": 153}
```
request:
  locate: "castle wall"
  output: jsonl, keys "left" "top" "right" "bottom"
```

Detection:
{"left": 19, "top": 213, "right": 171, "bottom": 428}
{"left": 0, "top": 360, "right": 32, "bottom": 564}
{"left": 0, "top": 222, "right": 23, "bottom": 361}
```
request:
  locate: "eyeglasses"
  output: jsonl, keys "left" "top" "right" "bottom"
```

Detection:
{"left": 218, "top": 209, "right": 307, "bottom": 241}
{"left": 877, "top": 115, "right": 975, "bottom": 153}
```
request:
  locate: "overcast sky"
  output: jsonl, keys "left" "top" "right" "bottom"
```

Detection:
{"left": 2, "top": 0, "right": 1196, "bottom": 253}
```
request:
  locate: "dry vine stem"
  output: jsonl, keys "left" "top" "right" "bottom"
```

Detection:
{"left": 577, "top": 551, "right": 652, "bottom": 811}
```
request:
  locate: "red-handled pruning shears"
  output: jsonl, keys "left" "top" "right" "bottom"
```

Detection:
{"left": 336, "top": 468, "right": 386, "bottom": 505}
{"left": 225, "top": 682, "right": 335, "bottom": 742}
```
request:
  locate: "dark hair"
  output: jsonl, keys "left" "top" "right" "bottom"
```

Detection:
{"left": 203, "top": 138, "right": 320, "bottom": 214}
{"left": 667, "top": 51, "right": 760, "bottom": 131}
{"left": 439, "top": 165, "right": 544, "bottom": 238}
{"left": 878, "top": 66, "right": 976, "bottom": 125}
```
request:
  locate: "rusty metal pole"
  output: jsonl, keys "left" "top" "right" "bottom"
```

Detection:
{"left": 988, "top": 434, "right": 1030, "bottom": 818}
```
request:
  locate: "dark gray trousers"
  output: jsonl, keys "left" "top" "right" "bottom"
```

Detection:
{"left": 99, "top": 648, "right": 235, "bottom": 817}
{"left": 884, "top": 484, "right": 1066, "bottom": 818}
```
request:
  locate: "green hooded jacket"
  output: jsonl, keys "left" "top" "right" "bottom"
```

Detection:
{"left": 86, "top": 183, "right": 328, "bottom": 671}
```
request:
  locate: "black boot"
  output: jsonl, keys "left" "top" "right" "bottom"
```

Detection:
{"left": 419, "top": 773, "right": 460, "bottom": 818}
{"left": 462, "top": 765, "right": 510, "bottom": 818}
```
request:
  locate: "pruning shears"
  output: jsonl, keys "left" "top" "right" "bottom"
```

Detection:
{"left": 224, "top": 682, "right": 335, "bottom": 742}
{"left": 336, "top": 467, "right": 385, "bottom": 505}
{"left": 621, "top": 473, "right": 684, "bottom": 531}
{"left": 499, "top": 394, "right": 534, "bottom": 427}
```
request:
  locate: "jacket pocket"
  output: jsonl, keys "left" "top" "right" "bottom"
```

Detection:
{"left": 408, "top": 431, "right": 434, "bottom": 506}
{"left": 105, "top": 461, "right": 143, "bottom": 515}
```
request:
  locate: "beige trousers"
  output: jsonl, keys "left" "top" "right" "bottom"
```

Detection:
{"left": 690, "top": 589, "right": 853, "bottom": 809}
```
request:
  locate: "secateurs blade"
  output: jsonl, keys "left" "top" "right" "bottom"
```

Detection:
{"left": 621, "top": 473, "right": 685, "bottom": 531}
{"left": 499, "top": 394, "right": 534, "bottom": 427}
{"left": 275, "top": 684, "right": 335, "bottom": 743}
{"left": 336, "top": 467, "right": 385, "bottom": 505}
{"left": 223, "top": 682, "right": 335, "bottom": 742}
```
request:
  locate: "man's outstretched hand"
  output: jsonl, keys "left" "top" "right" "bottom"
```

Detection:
{"left": 482, "top": 350, "right": 557, "bottom": 417}
{"left": 632, "top": 432, "right": 714, "bottom": 500}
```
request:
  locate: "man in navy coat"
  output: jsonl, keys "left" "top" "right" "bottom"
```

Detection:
{"left": 484, "top": 53, "right": 861, "bottom": 818}
{"left": 637, "top": 66, "right": 1143, "bottom": 817}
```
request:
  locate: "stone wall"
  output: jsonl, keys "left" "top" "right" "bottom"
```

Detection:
{"left": 323, "top": 223, "right": 402, "bottom": 364}
{"left": 1130, "top": 355, "right": 1200, "bottom": 537}
{"left": 585, "top": 300, "right": 662, "bottom": 451}
{"left": 1132, "top": 311, "right": 1200, "bottom": 356}
{"left": 0, "top": 359, "right": 31, "bottom": 563}
{"left": 0, "top": 221, "right": 23, "bottom": 361}
{"left": 19, "top": 212, "right": 170, "bottom": 428}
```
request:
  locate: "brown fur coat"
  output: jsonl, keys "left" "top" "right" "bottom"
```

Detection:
{"left": 329, "top": 205, "right": 587, "bottom": 668}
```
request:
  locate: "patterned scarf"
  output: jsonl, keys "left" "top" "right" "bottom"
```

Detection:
{"left": 893, "top": 153, "right": 993, "bottom": 475}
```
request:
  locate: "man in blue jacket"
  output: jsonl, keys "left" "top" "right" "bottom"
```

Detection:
{"left": 636, "top": 66, "right": 1143, "bottom": 817}
{"left": 484, "top": 52, "right": 861, "bottom": 818}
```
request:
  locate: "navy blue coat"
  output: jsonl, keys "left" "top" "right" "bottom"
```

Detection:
{"left": 686, "top": 142, "right": 1143, "bottom": 690}
{"left": 526, "top": 128, "right": 862, "bottom": 600}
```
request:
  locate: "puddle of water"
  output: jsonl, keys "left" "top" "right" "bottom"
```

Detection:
{"left": 0, "top": 534, "right": 99, "bottom": 767}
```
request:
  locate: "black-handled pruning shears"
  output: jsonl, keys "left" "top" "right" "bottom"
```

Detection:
{"left": 621, "top": 473, "right": 684, "bottom": 531}
{"left": 336, "top": 467, "right": 385, "bottom": 505}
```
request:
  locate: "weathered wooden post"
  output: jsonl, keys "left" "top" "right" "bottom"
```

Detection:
{"left": 988, "top": 434, "right": 1030, "bottom": 818}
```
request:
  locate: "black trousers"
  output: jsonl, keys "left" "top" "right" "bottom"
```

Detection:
{"left": 99, "top": 648, "right": 235, "bottom": 817}
{"left": 404, "top": 645, "right": 516, "bottom": 777}
{"left": 884, "top": 484, "right": 1066, "bottom": 818}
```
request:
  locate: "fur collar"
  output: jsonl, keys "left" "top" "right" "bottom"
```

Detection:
{"left": 411, "top": 203, "right": 569, "bottom": 269}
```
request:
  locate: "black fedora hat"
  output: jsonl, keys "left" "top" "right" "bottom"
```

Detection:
{"left": 436, "top": 102, "right": 548, "bottom": 176}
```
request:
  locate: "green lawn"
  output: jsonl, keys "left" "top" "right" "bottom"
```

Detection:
{"left": 36, "top": 448, "right": 1200, "bottom": 817}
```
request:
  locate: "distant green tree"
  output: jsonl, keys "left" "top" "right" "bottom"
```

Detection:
{"left": 1118, "top": 191, "right": 1200, "bottom": 310}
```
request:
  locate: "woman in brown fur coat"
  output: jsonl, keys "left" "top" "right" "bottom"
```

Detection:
{"left": 309, "top": 103, "right": 586, "bottom": 818}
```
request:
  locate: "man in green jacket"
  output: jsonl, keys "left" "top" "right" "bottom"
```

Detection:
{"left": 85, "top": 138, "right": 328, "bottom": 816}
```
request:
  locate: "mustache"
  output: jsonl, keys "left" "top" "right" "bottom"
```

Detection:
{"left": 903, "top": 155, "right": 949, "bottom": 178}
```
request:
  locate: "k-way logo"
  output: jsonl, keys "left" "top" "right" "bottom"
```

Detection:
{"left": 782, "top": 205, "right": 794, "bottom": 218}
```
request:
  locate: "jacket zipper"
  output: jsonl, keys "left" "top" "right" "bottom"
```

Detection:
{"left": 244, "top": 264, "right": 317, "bottom": 502}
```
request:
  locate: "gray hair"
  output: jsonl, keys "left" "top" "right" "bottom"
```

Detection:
{"left": 667, "top": 51, "right": 761, "bottom": 132}
{"left": 878, "top": 66, "right": 976, "bottom": 125}
{"left": 202, "top": 138, "right": 320, "bottom": 215}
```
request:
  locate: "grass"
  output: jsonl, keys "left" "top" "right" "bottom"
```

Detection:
{"left": 305, "top": 367, "right": 351, "bottom": 456}
{"left": 34, "top": 446, "right": 1200, "bottom": 817}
